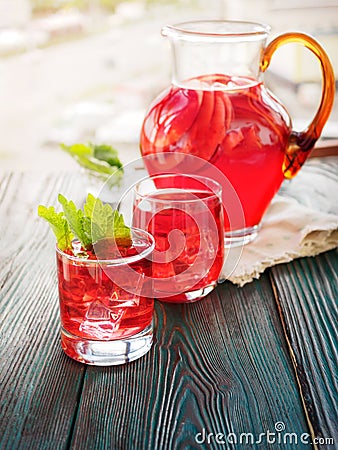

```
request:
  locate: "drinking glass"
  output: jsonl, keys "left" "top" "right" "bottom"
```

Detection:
{"left": 56, "top": 228, "right": 155, "bottom": 366}
{"left": 132, "top": 174, "right": 224, "bottom": 303}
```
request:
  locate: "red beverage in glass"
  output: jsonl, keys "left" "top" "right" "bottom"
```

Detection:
{"left": 141, "top": 74, "right": 290, "bottom": 237}
{"left": 133, "top": 174, "right": 224, "bottom": 303}
{"left": 56, "top": 229, "right": 154, "bottom": 365}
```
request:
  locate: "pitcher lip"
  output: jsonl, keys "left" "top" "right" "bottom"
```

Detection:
{"left": 162, "top": 19, "right": 271, "bottom": 39}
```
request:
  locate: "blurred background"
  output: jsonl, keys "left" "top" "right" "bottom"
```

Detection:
{"left": 0, "top": 0, "right": 337, "bottom": 171}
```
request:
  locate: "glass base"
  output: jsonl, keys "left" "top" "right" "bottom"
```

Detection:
{"left": 158, "top": 282, "right": 216, "bottom": 304}
{"left": 224, "top": 224, "right": 261, "bottom": 247}
{"left": 61, "top": 323, "right": 153, "bottom": 366}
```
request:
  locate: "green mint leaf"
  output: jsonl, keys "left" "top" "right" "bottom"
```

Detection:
{"left": 83, "top": 194, "right": 132, "bottom": 245}
{"left": 93, "top": 144, "right": 123, "bottom": 168}
{"left": 83, "top": 194, "right": 109, "bottom": 242}
{"left": 111, "top": 227, "right": 133, "bottom": 247}
{"left": 58, "top": 194, "right": 92, "bottom": 249}
{"left": 60, "top": 143, "right": 92, "bottom": 157}
{"left": 39, "top": 194, "right": 132, "bottom": 254}
{"left": 76, "top": 154, "right": 120, "bottom": 176}
{"left": 60, "top": 142, "right": 124, "bottom": 181}
{"left": 106, "top": 210, "right": 132, "bottom": 245}
{"left": 38, "top": 205, "right": 73, "bottom": 251}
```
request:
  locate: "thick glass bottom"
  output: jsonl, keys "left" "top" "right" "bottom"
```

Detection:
{"left": 158, "top": 282, "right": 217, "bottom": 304}
{"left": 61, "top": 323, "right": 153, "bottom": 366}
{"left": 224, "top": 224, "right": 261, "bottom": 247}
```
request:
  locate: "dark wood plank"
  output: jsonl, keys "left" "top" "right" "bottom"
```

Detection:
{"left": 69, "top": 275, "right": 311, "bottom": 449}
{"left": 270, "top": 250, "right": 338, "bottom": 449}
{"left": 0, "top": 172, "right": 87, "bottom": 449}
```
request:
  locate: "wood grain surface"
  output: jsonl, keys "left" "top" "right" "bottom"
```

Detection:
{"left": 0, "top": 172, "right": 86, "bottom": 449}
{"left": 0, "top": 172, "right": 336, "bottom": 450}
{"left": 69, "top": 279, "right": 310, "bottom": 450}
{"left": 271, "top": 251, "right": 338, "bottom": 449}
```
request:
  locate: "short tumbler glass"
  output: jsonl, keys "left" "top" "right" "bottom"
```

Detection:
{"left": 56, "top": 228, "right": 154, "bottom": 366}
{"left": 132, "top": 174, "right": 224, "bottom": 303}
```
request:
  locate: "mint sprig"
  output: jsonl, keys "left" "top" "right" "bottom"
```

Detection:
{"left": 60, "top": 143, "right": 123, "bottom": 182}
{"left": 38, "top": 194, "right": 132, "bottom": 253}
{"left": 83, "top": 193, "right": 126, "bottom": 239}
{"left": 58, "top": 194, "right": 93, "bottom": 250}
{"left": 37, "top": 205, "right": 74, "bottom": 251}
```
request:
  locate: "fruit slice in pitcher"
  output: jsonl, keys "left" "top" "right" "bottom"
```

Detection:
{"left": 141, "top": 86, "right": 202, "bottom": 151}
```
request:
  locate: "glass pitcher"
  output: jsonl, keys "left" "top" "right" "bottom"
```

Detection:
{"left": 140, "top": 20, "right": 335, "bottom": 245}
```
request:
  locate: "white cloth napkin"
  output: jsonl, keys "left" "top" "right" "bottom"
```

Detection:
{"left": 222, "top": 156, "right": 338, "bottom": 286}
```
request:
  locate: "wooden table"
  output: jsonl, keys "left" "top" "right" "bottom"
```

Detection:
{"left": 0, "top": 171, "right": 337, "bottom": 449}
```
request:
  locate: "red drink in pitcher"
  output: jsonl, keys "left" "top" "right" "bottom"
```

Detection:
{"left": 141, "top": 20, "right": 335, "bottom": 245}
{"left": 141, "top": 74, "right": 290, "bottom": 237}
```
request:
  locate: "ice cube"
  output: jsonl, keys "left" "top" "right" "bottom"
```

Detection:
{"left": 79, "top": 300, "right": 126, "bottom": 338}
{"left": 104, "top": 289, "right": 140, "bottom": 308}
{"left": 85, "top": 300, "right": 111, "bottom": 320}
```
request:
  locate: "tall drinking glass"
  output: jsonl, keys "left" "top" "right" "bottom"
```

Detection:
{"left": 132, "top": 174, "right": 224, "bottom": 303}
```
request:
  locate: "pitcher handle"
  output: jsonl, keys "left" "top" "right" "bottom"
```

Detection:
{"left": 261, "top": 32, "right": 335, "bottom": 179}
